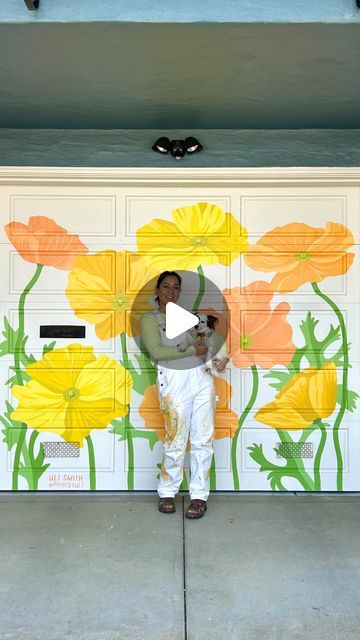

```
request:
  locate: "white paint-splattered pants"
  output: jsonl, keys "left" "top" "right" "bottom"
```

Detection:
{"left": 157, "top": 365, "right": 216, "bottom": 501}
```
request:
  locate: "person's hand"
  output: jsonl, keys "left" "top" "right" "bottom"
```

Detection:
{"left": 213, "top": 357, "right": 228, "bottom": 372}
{"left": 194, "top": 341, "right": 208, "bottom": 356}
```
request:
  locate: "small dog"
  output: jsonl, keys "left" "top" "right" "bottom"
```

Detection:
{"left": 177, "top": 313, "right": 227, "bottom": 375}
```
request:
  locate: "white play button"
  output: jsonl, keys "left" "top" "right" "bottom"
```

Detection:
{"left": 165, "top": 302, "right": 198, "bottom": 340}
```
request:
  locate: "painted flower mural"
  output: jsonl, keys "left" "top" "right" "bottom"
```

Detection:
{"left": 11, "top": 344, "right": 132, "bottom": 441}
{"left": 10, "top": 344, "right": 132, "bottom": 490}
{"left": 244, "top": 221, "right": 355, "bottom": 293}
{"left": 0, "top": 216, "right": 90, "bottom": 490}
{"left": 66, "top": 250, "right": 159, "bottom": 339}
{"left": 0, "top": 205, "right": 357, "bottom": 494}
{"left": 5, "top": 215, "right": 88, "bottom": 269}
{"left": 136, "top": 202, "right": 249, "bottom": 271}
{"left": 255, "top": 362, "right": 337, "bottom": 430}
{"left": 223, "top": 281, "right": 296, "bottom": 369}
{"left": 242, "top": 220, "right": 356, "bottom": 491}
{"left": 218, "top": 280, "right": 297, "bottom": 490}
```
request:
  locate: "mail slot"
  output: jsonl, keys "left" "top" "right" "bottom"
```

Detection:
{"left": 39, "top": 325, "right": 86, "bottom": 339}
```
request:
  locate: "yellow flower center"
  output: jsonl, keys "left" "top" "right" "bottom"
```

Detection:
{"left": 64, "top": 386, "right": 80, "bottom": 401}
{"left": 190, "top": 236, "right": 207, "bottom": 246}
{"left": 113, "top": 291, "right": 129, "bottom": 309}
{"left": 295, "top": 251, "right": 311, "bottom": 261}
{"left": 240, "top": 333, "right": 252, "bottom": 349}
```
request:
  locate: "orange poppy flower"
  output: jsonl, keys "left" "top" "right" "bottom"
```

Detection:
{"left": 4, "top": 215, "right": 88, "bottom": 269}
{"left": 139, "top": 378, "right": 238, "bottom": 446}
{"left": 223, "top": 281, "right": 296, "bottom": 368}
{"left": 244, "top": 222, "right": 355, "bottom": 292}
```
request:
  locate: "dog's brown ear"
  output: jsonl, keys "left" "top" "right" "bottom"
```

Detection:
{"left": 207, "top": 315, "right": 219, "bottom": 329}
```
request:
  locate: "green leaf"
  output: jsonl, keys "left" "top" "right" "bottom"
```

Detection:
{"left": 18, "top": 460, "right": 51, "bottom": 485}
{"left": 42, "top": 341, "right": 56, "bottom": 356}
{"left": 248, "top": 443, "right": 283, "bottom": 473}
{"left": 247, "top": 442, "right": 306, "bottom": 490}
{"left": 6, "top": 368, "right": 32, "bottom": 386}
{"left": 0, "top": 316, "right": 13, "bottom": 357}
{"left": 130, "top": 353, "right": 157, "bottom": 395}
{"left": 109, "top": 419, "right": 159, "bottom": 450}
{"left": 263, "top": 370, "right": 292, "bottom": 391}
{"left": 4, "top": 401, "right": 23, "bottom": 428}
{"left": 300, "top": 312, "right": 343, "bottom": 368}
{"left": 0, "top": 317, "right": 35, "bottom": 363}
{"left": 1, "top": 402, "right": 26, "bottom": 451}
{"left": 265, "top": 312, "right": 346, "bottom": 393}
{"left": 1, "top": 417, "right": 25, "bottom": 450}
{"left": 119, "top": 351, "right": 157, "bottom": 395}
{"left": 336, "top": 385, "right": 360, "bottom": 413}
{"left": 110, "top": 418, "right": 126, "bottom": 439}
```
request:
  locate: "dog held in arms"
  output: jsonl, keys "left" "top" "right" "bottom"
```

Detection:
{"left": 177, "top": 313, "right": 227, "bottom": 375}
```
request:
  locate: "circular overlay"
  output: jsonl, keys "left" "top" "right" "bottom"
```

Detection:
{"left": 131, "top": 270, "right": 229, "bottom": 370}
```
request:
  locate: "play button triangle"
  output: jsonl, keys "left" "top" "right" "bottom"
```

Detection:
{"left": 165, "top": 302, "right": 198, "bottom": 340}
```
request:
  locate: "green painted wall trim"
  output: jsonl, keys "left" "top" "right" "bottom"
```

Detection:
{"left": 0, "top": 129, "right": 359, "bottom": 167}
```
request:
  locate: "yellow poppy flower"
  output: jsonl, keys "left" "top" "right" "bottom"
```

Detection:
{"left": 11, "top": 344, "right": 132, "bottom": 446}
{"left": 66, "top": 251, "right": 159, "bottom": 339}
{"left": 136, "top": 202, "right": 248, "bottom": 270}
{"left": 255, "top": 362, "right": 337, "bottom": 430}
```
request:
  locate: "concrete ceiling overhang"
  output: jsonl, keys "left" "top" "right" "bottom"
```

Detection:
{"left": 0, "top": 2, "right": 359, "bottom": 129}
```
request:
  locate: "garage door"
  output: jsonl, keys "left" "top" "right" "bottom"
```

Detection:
{"left": 0, "top": 171, "right": 359, "bottom": 491}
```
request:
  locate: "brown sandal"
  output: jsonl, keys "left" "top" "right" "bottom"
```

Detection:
{"left": 158, "top": 497, "right": 176, "bottom": 514}
{"left": 185, "top": 499, "right": 207, "bottom": 519}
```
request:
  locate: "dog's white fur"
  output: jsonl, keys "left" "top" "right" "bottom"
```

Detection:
{"left": 177, "top": 313, "right": 227, "bottom": 376}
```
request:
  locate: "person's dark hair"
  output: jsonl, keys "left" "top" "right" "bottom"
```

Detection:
{"left": 154, "top": 271, "right": 182, "bottom": 304}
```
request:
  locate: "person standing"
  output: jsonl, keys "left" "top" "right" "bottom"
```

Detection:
{"left": 140, "top": 271, "right": 227, "bottom": 519}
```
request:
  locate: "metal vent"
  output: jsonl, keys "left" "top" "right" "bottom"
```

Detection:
{"left": 276, "top": 442, "right": 313, "bottom": 459}
{"left": 42, "top": 441, "right": 80, "bottom": 458}
{"left": 40, "top": 325, "right": 85, "bottom": 339}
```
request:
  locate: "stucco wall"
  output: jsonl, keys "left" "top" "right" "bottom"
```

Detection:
{"left": 0, "top": 129, "right": 359, "bottom": 167}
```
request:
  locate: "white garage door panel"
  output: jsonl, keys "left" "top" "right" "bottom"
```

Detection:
{"left": 0, "top": 186, "right": 123, "bottom": 243}
{"left": 0, "top": 175, "right": 359, "bottom": 492}
{"left": 240, "top": 187, "right": 360, "bottom": 241}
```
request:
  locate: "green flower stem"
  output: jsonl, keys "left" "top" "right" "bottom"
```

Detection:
{"left": 14, "top": 263, "right": 43, "bottom": 385}
{"left": 86, "top": 435, "right": 96, "bottom": 490}
{"left": 276, "top": 430, "right": 315, "bottom": 491}
{"left": 312, "top": 282, "right": 348, "bottom": 491}
{"left": 193, "top": 265, "right": 205, "bottom": 312}
{"left": 28, "top": 429, "right": 40, "bottom": 490}
{"left": 313, "top": 420, "right": 327, "bottom": 491}
{"left": 299, "top": 425, "right": 317, "bottom": 444}
{"left": 120, "top": 332, "right": 134, "bottom": 490}
{"left": 210, "top": 452, "right": 216, "bottom": 491}
{"left": 194, "top": 263, "right": 216, "bottom": 486}
{"left": 275, "top": 477, "right": 287, "bottom": 492}
{"left": 12, "top": 424, "right": 27, "bottom": 491}
{"left": 232, "top": 365, "right": 259, "bottom": 490}
{"left": 12, "top": 263, "right": 43, "bottom": 492}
